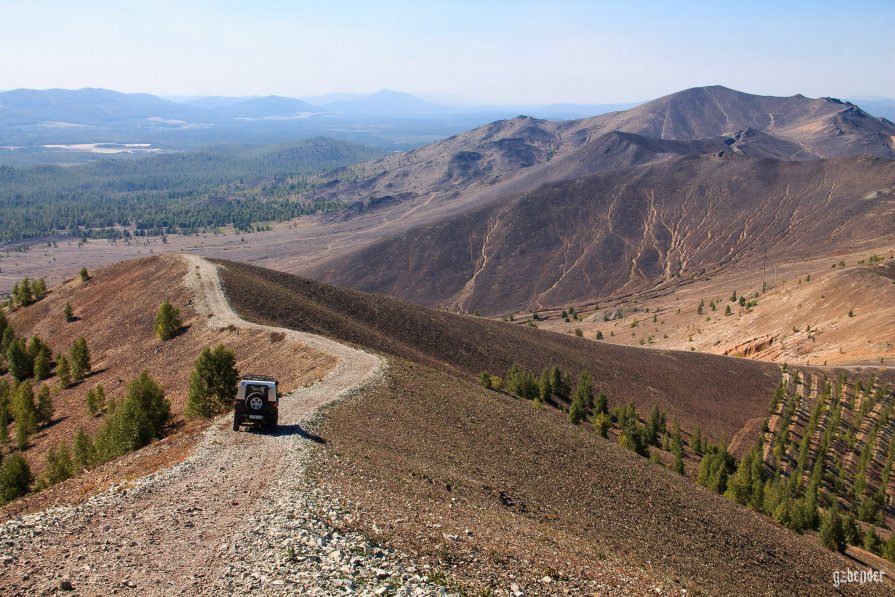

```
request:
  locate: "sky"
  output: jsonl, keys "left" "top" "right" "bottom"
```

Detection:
{"left": 2, "top": 0, "right": 893, "bottom": 104}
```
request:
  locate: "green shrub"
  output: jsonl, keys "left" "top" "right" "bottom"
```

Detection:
{"left": 479, "top": 371, "right": 492, "bottom": 389}
{"left": 85, "top": 384, "right": 106, "bottom": 416}
{"left": 186, "top": 345, "right": 239, "bottom": 419}
{"left": 0, "top": 452, "right": 32, "bottom": 505}
{"left": 94, "top": 371, "right": 170, "bottom": 463}
{"left": 504, "top": 364, "right": 539, "bottom": 401}
{"left": 79, "top": 267, "right": 90, "bottom": 283}
{"left": 154, "top": 300, "right": 183, "bottom": 341}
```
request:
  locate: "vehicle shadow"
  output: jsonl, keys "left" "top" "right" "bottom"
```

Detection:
{"left": 271, "top": 423, "right": 326, "bottom": 444}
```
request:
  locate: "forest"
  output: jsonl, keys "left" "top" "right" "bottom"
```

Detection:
{"left": 0, "top": 137, "right": 382, "bottom": 241}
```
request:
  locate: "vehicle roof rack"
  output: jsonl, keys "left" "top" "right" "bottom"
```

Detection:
{"left": 241, "top": 374, "right": 277, "bottom": 383}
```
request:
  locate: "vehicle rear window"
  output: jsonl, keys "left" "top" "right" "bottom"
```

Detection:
{"left": 245, "top": 384, "right": 269, "bottom": 398}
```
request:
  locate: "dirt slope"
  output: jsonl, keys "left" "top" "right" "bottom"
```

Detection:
{"left": 216, "top": 259, "right": 781, "bottom": 448}
{"left": 312, "top": 360, "right": 891, "bottom": 596}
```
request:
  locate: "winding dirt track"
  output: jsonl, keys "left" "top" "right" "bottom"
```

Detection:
{"left": 0, "top": 256, "right": 383, "bottom": 595}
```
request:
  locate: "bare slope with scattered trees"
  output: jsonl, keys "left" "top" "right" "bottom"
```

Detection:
{"left": 215, "top": 259, "right": 891, "bottom": 594}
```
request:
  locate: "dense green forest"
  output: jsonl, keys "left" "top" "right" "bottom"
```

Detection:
{"left": 0, "top": 138, "right": 382, "bottom": 241}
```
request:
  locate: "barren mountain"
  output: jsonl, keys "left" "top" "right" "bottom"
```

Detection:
{"left": 299, "top": 86, "right": 895, "bottom": 315}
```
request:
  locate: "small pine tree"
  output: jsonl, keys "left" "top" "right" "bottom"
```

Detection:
{"left": 93, "top": 371, "right": 170, "bottom": 463}
{"left": 592, "top": 412, "right": 611, "bottom": 437}
{"left": 79, "top": 267, "right": 90, "bottom": 283}
{"left": 0, "top": 326, "right": 15, "bottom": 355}
{"left": 63, "top": 302, "right": 74, "bottom": 322}
{"left": 35, "top": 385, "right": 53, "bottom": 426}
{"left": 70, "top": 337, "right": 91, "bottom": 380}
{"left": 819, "top": 507, "right": 846, "bottom": 552}
{"left": 56, "top": 354, "right": 71, "bottom": 388}
{"left": 672, "top": 444, "right": 685, "bottom": 474}
{"left": 724, "top": 304, "right": 732, "bottom": 316}
{"left": 538, "top": 368, "right": 553, "bottom": 401}
{"left": 0, "top": 452, "right": 32, "bottom": 505}
{"left": 39, "top": 443, "right": 73, "bottom": 488}
{"left": 154, "top": 300, "right": 183, "bottom": 341}
{"left": 86, "top": 387, "right": 98, "bottom": 416}
{"left": 730, "top": 290, "right": 737, "bottom": 302}
{"left": 692, "top": 426, "right": 704, "bottom": 455}
{"left": 645, "top": 405, "right": 666, "bottom": 446}
{"left": 186, "top": 345, "right": 239, "bottom": 419}
{"left": 595, "top": 330, "right": 604, "bottom": 340}
{"left": 73, "top": 427, "right": 95, "bottom": 471}
{"left": 11, "top": 381, "right": 37, "bottom": 450}
{"left": 550, "top": 366, "right": 570, "bottom": 398}
{"left": 479, "top": 371, "right": 492, "bottom": 389}
{"left": 32, "top": 279, "right": 46, "bottom": 301}
{"left": 7, "top": 339, "right": 33, "bottom": 382}
{"left": 33, "top": 349, "right": 51, "bottom": 381}
{"left": 697, "top": 440, "right": 735, "bottom": 494}
{"left": 862, "top": 527, "right": 882, "bottom": 555}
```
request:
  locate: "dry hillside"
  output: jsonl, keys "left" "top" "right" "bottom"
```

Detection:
{"left": 210, "top": 259, "right": 891, "bottom": 594}
{"left": 534, "top": 246, "right": 895, "bottom": 367}
{"left": 0, "top": 256, "right": 333, "bottom": 517}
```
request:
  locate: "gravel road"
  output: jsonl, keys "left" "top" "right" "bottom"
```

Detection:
{"left": 0, "top": 256, "right": 450, "bottom": 596}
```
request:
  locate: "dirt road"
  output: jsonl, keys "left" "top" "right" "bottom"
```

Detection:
{"left": 0, "top": 257, "right": 444, "bottom": 595}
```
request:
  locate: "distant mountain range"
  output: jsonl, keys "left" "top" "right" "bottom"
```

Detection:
{"left": 0, "top": 87, "right": 644, "bottom": 128}
{"left": 291, "top": 86, "right": 895, "bottom": 314}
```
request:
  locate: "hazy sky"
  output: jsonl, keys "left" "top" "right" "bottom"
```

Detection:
{"left": 2, "top": 0, "right": 893, "bottom": 103}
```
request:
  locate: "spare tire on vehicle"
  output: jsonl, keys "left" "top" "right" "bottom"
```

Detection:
{"left": 246, "top": 392, "right": 265, "bottom": 412}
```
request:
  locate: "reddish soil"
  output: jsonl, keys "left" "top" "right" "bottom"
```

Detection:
{"left": 1, "top": 256, "right": 334, "bottom": 516}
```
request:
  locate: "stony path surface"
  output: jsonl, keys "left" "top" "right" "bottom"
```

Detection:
{"left": 0, "top": 256, "right": 450, "bottom": 596}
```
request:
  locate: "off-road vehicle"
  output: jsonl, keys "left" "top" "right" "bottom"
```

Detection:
{"left": 233, "top": 375, "right": 279, "bottom": 432}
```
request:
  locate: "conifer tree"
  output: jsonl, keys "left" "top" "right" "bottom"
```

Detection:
{"left": 56, "top": 354, "right": 72, "bottom": 388}
{"left": 154, "top": 300, "right": 182, "bottom": 341}
{"left": 11, "top": 381, "right": 37, "bottom": 450}
{"left": 7, "top": 339, "right": 32, "bottom": 382}
{"left": 0, "top": 452, "right": 32, "bottom": 505}
{"left": 35, "top": 385, "right": 53, "bottom": 426}
{"left": 73, "top": 427, "right": 95, "bottom": 471}
{"left": 186, "top": 345, "right": 239, "bottom": 418}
